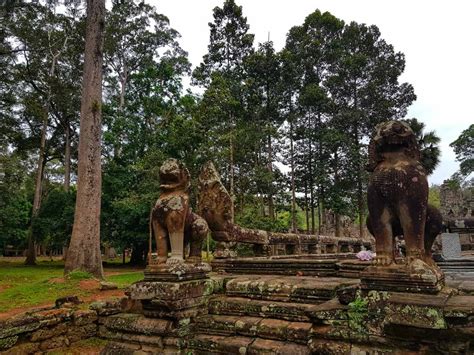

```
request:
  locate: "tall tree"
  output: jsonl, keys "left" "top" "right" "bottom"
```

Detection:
{"left": 64, "top": 0, "right": 105, "bottom": 278}
{"left": 193, "top": 0, "right": 254, "bottom": 221}
{"left": 327, "top": 21, "right": 416, "bottom": 237}
{"left": 244, "top": 41, "right": 282, "bottom": 219}
{"left": 5, "top": 3, "right": 82, "bottom": 264}
{"left": 450, "top": 124, "right": 474, "bottom": 178}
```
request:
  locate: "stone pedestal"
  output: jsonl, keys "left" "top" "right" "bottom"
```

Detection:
{"left": 127, "top": 262, "right": 212, "bottom": 320}
{"left": 360, "top": 260, "right": 445, "bottom": 294}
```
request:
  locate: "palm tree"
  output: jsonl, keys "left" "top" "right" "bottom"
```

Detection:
{"left": 402, "top": 118, "right": 441, "bottom": 175}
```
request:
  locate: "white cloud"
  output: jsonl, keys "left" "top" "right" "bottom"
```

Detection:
{"left": 152, "top": 0, "right": 474, "bottom": 184}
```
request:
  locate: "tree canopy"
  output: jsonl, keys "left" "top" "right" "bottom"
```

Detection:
{"left": 1, "top": 0, "right": 444, "bottom": 261}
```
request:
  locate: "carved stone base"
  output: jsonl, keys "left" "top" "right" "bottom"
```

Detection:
{"left": 127, "top": 262, "right": 211, "bottom": 319}
{"left": 214, "top": 241, "right": 237, "bottom": 258}
{"left": 144, "top": 262, "right": 211, "bottom": 282}
{"left": 360, "top": 260, "right": 445, "bottom": 294}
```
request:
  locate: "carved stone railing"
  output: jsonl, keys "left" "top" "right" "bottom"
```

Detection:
{"left": 198, "top": 162, "right": 373, "bottom": 258}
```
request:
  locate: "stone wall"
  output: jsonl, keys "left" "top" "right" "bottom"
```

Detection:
{"left": 0, "top": 307, "right": 98, "bottom": 354}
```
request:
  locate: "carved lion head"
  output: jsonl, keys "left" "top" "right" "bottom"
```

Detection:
{"left": 159, "top": 158, "right": 190, "bottom": 192}
{"left": 367, "top": 120, "right": 421, "bottom": 172}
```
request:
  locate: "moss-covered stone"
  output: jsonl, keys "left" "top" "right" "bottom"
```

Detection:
{"left": 0, "top": 336, "right": 18, "bottom": 350}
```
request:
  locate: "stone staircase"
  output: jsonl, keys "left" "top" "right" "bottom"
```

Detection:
{"left": 188, "top": 275, "right": 358, "bottom": 354}
{"left": 437, "top": 258, "right": 474, "bottom": 273}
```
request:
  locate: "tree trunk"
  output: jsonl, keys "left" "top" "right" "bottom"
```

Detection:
{"left": 358, "top": 172, "right": 365, "bottom": 238}
{"left": 25, "top": 99, "right": 48, "bottom": 266}
{"left": 64, "top": 0, "right": 105, "bottom": 279}
{"left": 309, "top": 150, "right": 315, "bottom": 234}
{"left": 334, "top": 149, "right": 341, "bottom": 238}
{"left": 289, "top": 120, "right": 296, "bottom": 232}
{"left": 304, "top": 182, "right": 309, "bottom": 233}
{"left": 229, "top": 131, "right": 235, "bottom": 223}
{"left": 129, "top": 242, "right": 146, "bottom": 266}
{"left": 64, "top": 120, "right": 71, "bottom": 191}
{"left": 267, "top": 132, "right": 274, "bottom": 220}
{"left": 317, "top": 197, "right": 321, "bottom": 235}
{"left": 119, "top": 63, "right": 127, "bottom": 109}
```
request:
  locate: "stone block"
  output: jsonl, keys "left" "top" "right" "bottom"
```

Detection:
{"left": 30, "top": 322, "right": 68, "bottom": 341}
{"left": 0, "top": 320, "right": 41, "bottom": 339}
{"left": 101, "top": 313, "right": 172, "bottom": 335}
{"left": 257, "top": 318, "right": 289, "bottom": 340}
{"left": 308, "top": 338, "right": 350, "bottom": 354}
{"left": 73, "top": 309, "right": 98, "bottom": 326}
{"left": 101, "top": 341, "right": 141, "bottom": 354}
{"left": 0, "top": 336, "right": 18, "bottom": 350}
{"left": 39, "top": 335, "right": 69, "bottom": 351}
{"left": 208, "top": 296, "right": 313, "bottom": 322}
{"left": 286, "top": 322, "right": 312, "bottom": 343}
{"left": 2, "top": 341, "right": 39, "bottom": 354}
{"left": 248, "top": 338, "right": 310, "bottom": 354}
{"left": 128, "top": 279, "right": 209, "bottom": 301}
{"left": 360, "top": 262, "right": 444, "bottom": 294}
{"left": 234, "top": 316, "right": 262, "bottom": 336}
{"left": 98, "top": 325, "right": 163, "bottom": 348}
{"left": 100, "top": 281, "right": 118, "bottom": 290}
{"left": 67, "top": 324, "right": 97, "bottom": 343}
{"left": 441, "top": 233, "right": 462, "bottom": 259}
{"left": 90, "top": 298, "right": 123, "bottom": 316}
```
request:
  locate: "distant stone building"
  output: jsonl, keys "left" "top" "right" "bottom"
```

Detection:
{"left": 440, "top": 181, "right": 474, "bottom": 252}
{"left": 440, "top": 181, "right": 473, "bottom": 218}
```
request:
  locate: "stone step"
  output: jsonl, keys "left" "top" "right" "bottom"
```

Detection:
{"left": 195, "top": 314, "right": 312, "bottom": 344}
{"left": 189, "top": 334, "right": 310, "bottom": 354}
{"left": 437, "top": 261, "right": 474, "bottom": 272}
{"left": 212, "top": 258, "right": 338, "bottom": 276}
{"left": 208, "top": 296, "right": 315, "bottom": 322}
{"left": 224, "top": 275, "right": 359, "bottom": 303}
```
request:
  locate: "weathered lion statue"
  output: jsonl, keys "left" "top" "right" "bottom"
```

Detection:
{"left": 366, "top": 121, "right": 442, "bottom": 267}
{"left": 149, "top": 158, "right": 209, "bottom": 265}
{"left": 367, "top": 204, "right": 443, "bottom": 263}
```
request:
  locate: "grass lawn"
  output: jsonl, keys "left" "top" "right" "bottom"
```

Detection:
{"left": 0, "top": 257, "right": 144, "bottom": 314}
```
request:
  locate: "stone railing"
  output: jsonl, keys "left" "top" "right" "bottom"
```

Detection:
{"left": 198, "top": 162, "right": 374, "bottom": 258}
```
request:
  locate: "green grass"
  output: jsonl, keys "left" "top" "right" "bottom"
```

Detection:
{"left": 107, "top": 272, "right": 144, "bottom": 288}
{"left": 0, "top": 257, "right": 143, "bottom": 313}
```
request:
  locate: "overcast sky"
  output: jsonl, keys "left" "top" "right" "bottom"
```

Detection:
{"left": 151, "top": 0, "right": 473, "bottom": 185}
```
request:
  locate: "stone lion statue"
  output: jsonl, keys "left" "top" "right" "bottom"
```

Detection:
{"left": 366, "top": 121, "right": 442, "bottom": 267}
{"left": 149, "top": 159, "right": 208, "bottom": 265}
{"left": 367, "top": 204, "right": 443, "bottom": 262}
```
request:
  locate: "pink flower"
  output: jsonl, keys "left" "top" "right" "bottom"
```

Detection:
{"left": 356, "top": 250, "right": 374, "bottom": 261}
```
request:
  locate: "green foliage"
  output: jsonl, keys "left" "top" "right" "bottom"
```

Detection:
{"left": 348, "top": 296, "right": 369, "bottom": 334}
{"left": 428, "top": 185, "right": 441, "bottom": 208}
{"left": 1, "top": 2, "right": 422, "bottom": 257}
{"left": 403, "top": 118, "right": 441, "bottom": 175}
{"left": 236, "top": 204, "right": 289, "bottom": 233}
{"left": 66, "top": 270, "right": 94, "bottom": 280}
{"left": 35, "top": 187, "right": 76, "bottom": 249}
{"left": 450, "top": 124, "right": 474, "bottom": 177}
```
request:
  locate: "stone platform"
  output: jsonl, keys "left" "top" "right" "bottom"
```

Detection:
{"left": 127, "top": 262, "right": 213, "bottom": 319}
{"left": 361, "top": 261, "right": 445, "bottom": 294}
{"left": 99, "top": 272, "right": 474, "bottom": 354}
